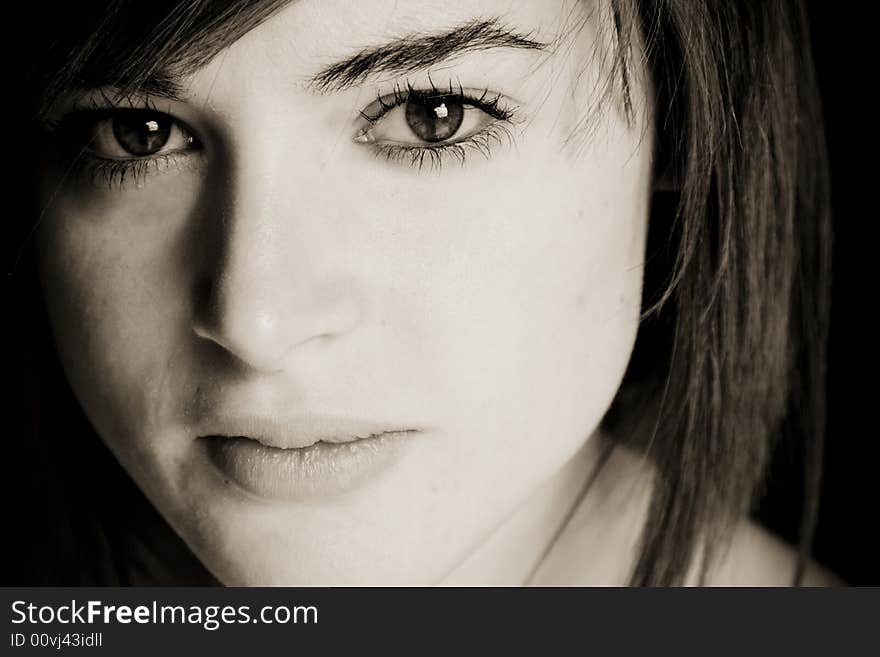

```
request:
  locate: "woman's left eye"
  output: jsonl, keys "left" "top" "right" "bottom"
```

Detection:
{"left": 48, "top": 107, "right": 202, "bottom": 188}
{"left": 64, "top": 109, "right": 198, "bottom": 159}
{"left": 354, "top": 86, "right": 516, "bottom": 154}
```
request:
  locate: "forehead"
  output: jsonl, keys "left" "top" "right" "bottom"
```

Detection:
{"left": 260, "top": 0, "right": 582, "bottom": 42}
{"left": 204, "top": 0, "right": 594, "bottom": 76}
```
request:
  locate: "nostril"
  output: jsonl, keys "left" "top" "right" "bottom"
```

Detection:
{"left": 191, "top": 311, "right": 290, "bottom": 373}
{"left": 191, "top": 275, "right": 219, "bottom": 334}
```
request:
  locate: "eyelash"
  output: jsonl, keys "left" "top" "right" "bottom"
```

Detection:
{"left": 77, "top": 154, "right": 192, "bottom": 190}
{"left": 361, "top": 80, "right": 519, "bottom": 171}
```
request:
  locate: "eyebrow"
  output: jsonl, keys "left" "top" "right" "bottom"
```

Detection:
{"left": 308, "top": 18, "right": 549, "bottom": 93}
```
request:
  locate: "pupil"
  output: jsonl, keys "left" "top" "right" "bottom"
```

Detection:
{"left": 112, "top": 111, "right": 172, "bottom": 156}
{"left": 404, "top": 94, "right": 464, "bottom": 142}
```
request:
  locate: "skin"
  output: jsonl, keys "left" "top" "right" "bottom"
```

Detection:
{"left": 35, "top": 0, "right": 655, "bottom": 585}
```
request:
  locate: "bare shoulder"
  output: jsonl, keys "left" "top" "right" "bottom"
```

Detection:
{"left": 536, "top": 441, "right": 844, "bottom": 587}
{"left": 609, "top": 447, "right": 844, "bottom": 587}
{"left": 701, "top": 519, "right": 844, "bottom": 587}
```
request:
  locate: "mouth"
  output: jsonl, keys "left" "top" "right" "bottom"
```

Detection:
{"left": 195, "top": 413, "right": 419, "bottom": 449}
{"left": 204, "top": 430, "right": 416, "bottom": 451}
{"left": 196, "top": 415, "right": 421, "bottom": 500}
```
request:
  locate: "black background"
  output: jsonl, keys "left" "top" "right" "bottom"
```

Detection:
{"left": 754, "top": 2, "right": 876, "bottom": 585}
{"left": 811, "top": 1, "right": 876, "bottom": 585}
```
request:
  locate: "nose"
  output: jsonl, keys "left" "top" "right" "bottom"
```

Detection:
{"left": 193, "top": 272, "right": 363, "bottom": 373}
{"left": 191, "top": 153, "right": 363, "bottom": 373}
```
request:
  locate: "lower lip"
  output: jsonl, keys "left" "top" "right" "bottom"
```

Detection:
{"left": 202, "top": 432, "right": 416, "bottom": 500}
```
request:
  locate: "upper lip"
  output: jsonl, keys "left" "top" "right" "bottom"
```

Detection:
{"left": 195, "top": 412, "right": 419, "bottom": 450}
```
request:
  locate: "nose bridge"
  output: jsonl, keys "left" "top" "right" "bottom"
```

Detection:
{"left": 192, "top": 125, "right": 362, "bottom": 371}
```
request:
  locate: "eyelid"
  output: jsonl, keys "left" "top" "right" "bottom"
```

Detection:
{"left": 363, "top": 81, "right": 515, "bottom": 118}
{"left": 44, "top": 89, "right": 200, "bottom": 141}
{"left": 353, "top": 82, "right": 518, "bottom": 145}
{"left": 59, "top": 84, "right": 186, "bottom": 113}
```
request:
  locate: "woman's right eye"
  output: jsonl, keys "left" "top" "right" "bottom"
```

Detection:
{"left": 57, "top": 109, "right": 199, "bottom": 160}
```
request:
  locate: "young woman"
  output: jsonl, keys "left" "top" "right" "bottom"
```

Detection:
{"left": 10, "top": 0, "right": 834, "bottom": 585}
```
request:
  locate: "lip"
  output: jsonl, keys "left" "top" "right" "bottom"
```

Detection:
{"left": 196, "top": 413, "right": 421, "bottom": 500}
{"left": 194, "top": 412, "right": 420, "bottom": 449}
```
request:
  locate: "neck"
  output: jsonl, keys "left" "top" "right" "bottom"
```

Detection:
{"left": 529, "top": 440, "right": 654, "bottom": 585}
{"left": 438, "top": 432, "right": 610, "bottom": 586}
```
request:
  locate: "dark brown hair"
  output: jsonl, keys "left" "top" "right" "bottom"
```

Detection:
{"left": 613, "top": 0, "right": 830, "bottom": 584}
{"left": 9, "top": 0, "right": 831, "bottom": 586}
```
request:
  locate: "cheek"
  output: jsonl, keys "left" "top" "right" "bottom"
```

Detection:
{"left": 367, "top": 137, "right": 650, "bottom": 489}
{"left": 34, "top": 178, "right": 198, "bottom": 470}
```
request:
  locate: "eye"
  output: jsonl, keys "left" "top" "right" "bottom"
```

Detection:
{"left": 59, "top": 109, "right": 198, "bottom": 159}
{"left": 355, "top": 87, "right": 507, "bottom": 147}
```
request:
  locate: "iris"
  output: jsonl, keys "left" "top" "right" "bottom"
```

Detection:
{"left": 404, "top": 94, "right": 464, "bottom": 142}
{"left": 111, "top": 111, "right": 172, "bottom": 155}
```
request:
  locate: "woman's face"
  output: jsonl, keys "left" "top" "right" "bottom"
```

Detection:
{"left": 36, "top": 0, "right": 652, "bottom": 584}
